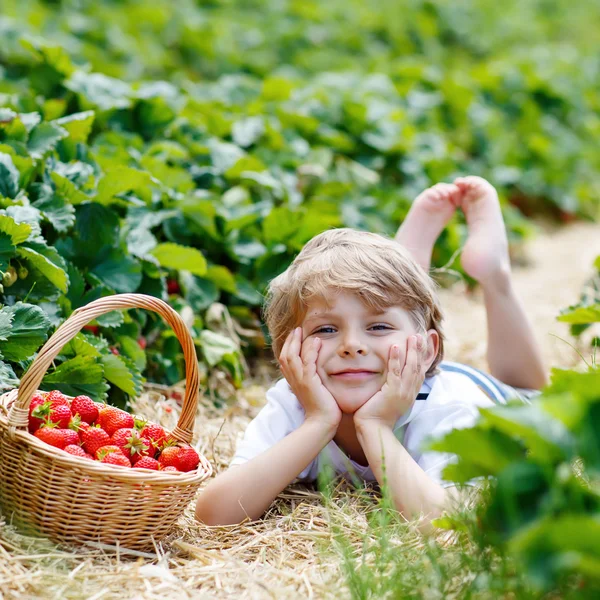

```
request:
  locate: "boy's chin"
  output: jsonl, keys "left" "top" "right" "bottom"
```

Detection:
{"left": 329, "top": 383, "right": 379, "bottom": 415}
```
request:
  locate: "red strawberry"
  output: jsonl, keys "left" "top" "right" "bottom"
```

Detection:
{"left": 45, "top": 390, "right": 69, "bottom": 407}
{"left": 34, "top": 426, "right": 78, "bottom": 450}
{"left": 70, "top": 395, "right": 99, "bottom": 425}
{"left": 28, "top": 393, "right": 49, "bottom": 433}
{"left": 110, "top": 428, "right": 152, "bottom": 461}
{"left": 94, "top": 444, "right": 126, "bottom": 460}
{"left": 81, "top": 426, "right": 111, "bottom": 456}
{"left": 134, "top": 456, "right": 160, "bottom": 470}
{"left": 31, "top": 401, "right": 72, "bottom": 430}
{"left": 158, "top": 445, "right": 200, "bottom": 472}
{"left": 99, "top": 452, "right": 131, "bottom": 467}
{"left": 161, "top": 466, "right": 178, "bottom": 472}
{"left": 140, "top": 423, "right": 167, "bottom": 451}
{"left": 98, "top": 406, "right": 134, "bottom": 436}
{"left": 64, "top": 444, "right": 93, "bottom": 459}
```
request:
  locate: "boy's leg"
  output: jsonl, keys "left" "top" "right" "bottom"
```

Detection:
{"left": 454, "top": 176, "right": 547, "bottom": 390}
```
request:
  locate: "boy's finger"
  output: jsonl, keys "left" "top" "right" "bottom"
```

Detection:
{"left": 387, "top": 344, "right": 402, "bottom": 379}
{"left": 401, "top": 336, "right": 419, "bottom": 379}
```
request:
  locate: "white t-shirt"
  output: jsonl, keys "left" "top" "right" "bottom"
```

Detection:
{"left": 231, "top": 371, "right": 496, "bottom": 487}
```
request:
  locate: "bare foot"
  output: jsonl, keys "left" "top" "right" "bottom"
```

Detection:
{"left": 454, "top": 176, "right": 511, "bottom": 287}
{"left": 395, "top": 182, "right": 462, "bottom": 270}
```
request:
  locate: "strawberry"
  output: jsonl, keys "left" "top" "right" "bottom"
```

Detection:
{"left": 45, "top": 390, "right": 69, "bottom": 407}
{"left": 98, "top": 406, "right": 134, "bottom": 436}
{"left": 31, "top": 401, "right": 72, "bottom": 430}
{"left": 28, "top": 393, "right": 49, "bottom": 433}
{"left": 94, "top": 445, "right": 126, "bottom": 460}
{"left": 64, "top": 444, "right": 93, "bottom": 459}
{"left": 70, "top": 395, "right": 99, "bottom": 425}
{"left": 111, "top": 428, "right": 153, "bottom": 462}
{"left": 34, "top": 426, "right": 78, "bottom": 450}
{"left": 81, "top": 425, "right": 111, "bottom": 456}
{"left": 158, "top": 445, "right": 200, "bottom": 472}
{"left": 140, "top": 423, "right": 167, "bottom": 451}
{"left": 134, "top": 456, "right": 160, "bottom": 470}
{"left": 100, "top": 452, "right": 131, "bottom": 467}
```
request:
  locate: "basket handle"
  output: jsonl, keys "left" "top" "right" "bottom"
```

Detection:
{"left": 8, "top": 293, "right": 199, "bottom": 444}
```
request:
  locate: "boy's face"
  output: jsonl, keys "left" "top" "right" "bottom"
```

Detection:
{"left": 300, "top": 291, "right": 438, "bottom": 414}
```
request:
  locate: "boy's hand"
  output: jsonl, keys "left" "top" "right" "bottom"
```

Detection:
{"left": 353, "top": 335, "right": 426, "bottom": 430}
{"left": 278, "top": 327, "right": 342, "bottom": 430}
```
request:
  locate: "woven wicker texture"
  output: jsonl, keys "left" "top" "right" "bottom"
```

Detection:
{"left": 0, "top": 294, "right": 212, "bottom": 550}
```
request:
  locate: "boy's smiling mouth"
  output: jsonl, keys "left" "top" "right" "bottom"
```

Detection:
{"left": 330, "top": 368, "right": 380, "bottom": 380}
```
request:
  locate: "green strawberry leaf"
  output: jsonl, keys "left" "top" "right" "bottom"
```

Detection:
{"left": 0, "top": 303, "right": 51, "bottom": 362}
{"left": 53, "top": 111, "right": 95, "bottom": 144}
{"left": 199, "top": 329, "right": 239, "bottom": 367}
{"left": 0, "top": 360, "right": 19, "bottom": 392}
{"left": 150, "top": 242, "right": 207, "bottom": 276}
{"left": 16, "top": 242, "right": 69, "bottom": 293}
{"left": 41, "top": 355, "right": 109, "bottom": 402}
{"left": 100, "top": 352, "right": 144, "bottom": 397}
{"left": 0, "top": 152, "right": 20, "bottom": 199}
{"left": 27, "top": 122, "right": 68, "bottom": 158}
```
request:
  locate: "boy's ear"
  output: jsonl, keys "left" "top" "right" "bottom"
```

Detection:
{"left": 424, "top": 330, "right": 439, "bottom": 370}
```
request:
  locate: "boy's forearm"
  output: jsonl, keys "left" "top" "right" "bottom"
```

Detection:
{"left": 355, "top": 421, "right": 448, "bottom": 523}
{"left": 195, "top": 419, "right": 337, "bottom": 526}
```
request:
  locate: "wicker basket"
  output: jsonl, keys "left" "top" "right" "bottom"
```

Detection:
{"left": 0, "top": 293, "right": 212, "bottom": 551}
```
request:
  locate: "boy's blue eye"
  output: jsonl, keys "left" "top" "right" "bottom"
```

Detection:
{"left": 313, "top": 324, "right": 390, "bottom": 334}
{"left": 315, "top": 326, "right": 336, "bottom": 334}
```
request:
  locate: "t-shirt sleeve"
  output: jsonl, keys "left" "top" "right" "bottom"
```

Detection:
{"left": 230, "top": 379, "right": 306, "bottom": 467}
{"left": 406, "top": 405, "right": 482, "bottom": 488}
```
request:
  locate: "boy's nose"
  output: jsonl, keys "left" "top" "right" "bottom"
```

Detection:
{"left": 338, "top": 337, "right": 368, "bottom": 356}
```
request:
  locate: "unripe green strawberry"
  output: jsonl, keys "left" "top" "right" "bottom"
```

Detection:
{"left": 2, "top": 267, "right": 17, "bottom": 287}
{"left": 17, "top": 266, "right": 28, "bottom": 279}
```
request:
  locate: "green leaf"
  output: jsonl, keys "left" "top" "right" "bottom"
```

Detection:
{"left": 27, "top": 122, "right": 68, "bottom": 159}
{"left": 75, "top": 203, "right": 119, "bottom": 254}
{"left": 557, "top": 304, "right": 600, "bottom": 324}
{"left": 150, "top": 243, "right": 207, "bottom": 276}
{"left": 100, "top": 352, "right": 143, "bottom": 397}
{"left": 32, "top": 187, "right": 76, "bottom": 233}
{"left": 0, "top": 232, "right": 16, "bottom": 271}
{"left": 53, "top": 111, "right": 95, "bottom": 144}
{"left": 96, "top": 167, "right": 154, "bottom": 205}
{"left": 91, "top": 249, "right": 143, "bottom": 293}
{"left": 430, "top": 427, "right": 525, "bottom": 482}
{"left": 51, "top": 172, "right": 89, "bottom": 205}
{"left": 17, "top": 242, "right": 69, "bottom": 293}
{"left": 61, "top": 334, "right": 101, "bottom": 359}
{"left": 199, "top": 330, "right": 239, "bottom": 368}
{"left": 0, "top": 152, "right": 20, "bottom": 199}
{"left": 65, "top": 71, "right": 132, "bottom": 111}
{"left": 234, "top": 275, "right": 263, "bottom": 305}
{"left": 0, "top": 360, "right": 19, "bottom": 392}
{"left": 180, "top": 271, "right": 219, "bottom": 311}
{"left": 0, "top": 214, "right": 32, "bottom": 245}
{"left": 41, "top": 355, "right": 109, "bottom": 402}
{"left": 0, "top": 303, "right": 51, "bottom": 362}
{"left": 0, "top": 310, "right": 13, "bottom": 342}
{"left": 262, "top": 206, "right": 302, "bottom": 245}
{"left": 117, "top": 335, "right": 147, "bottom": 372}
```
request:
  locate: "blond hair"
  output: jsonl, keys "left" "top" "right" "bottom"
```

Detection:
{"left": 263, "top": 228, "right": 445, "bottom": 377}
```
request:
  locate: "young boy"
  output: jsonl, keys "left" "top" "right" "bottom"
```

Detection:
{"left": 195, "top": 176, "right": 546, "bottom": 526}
